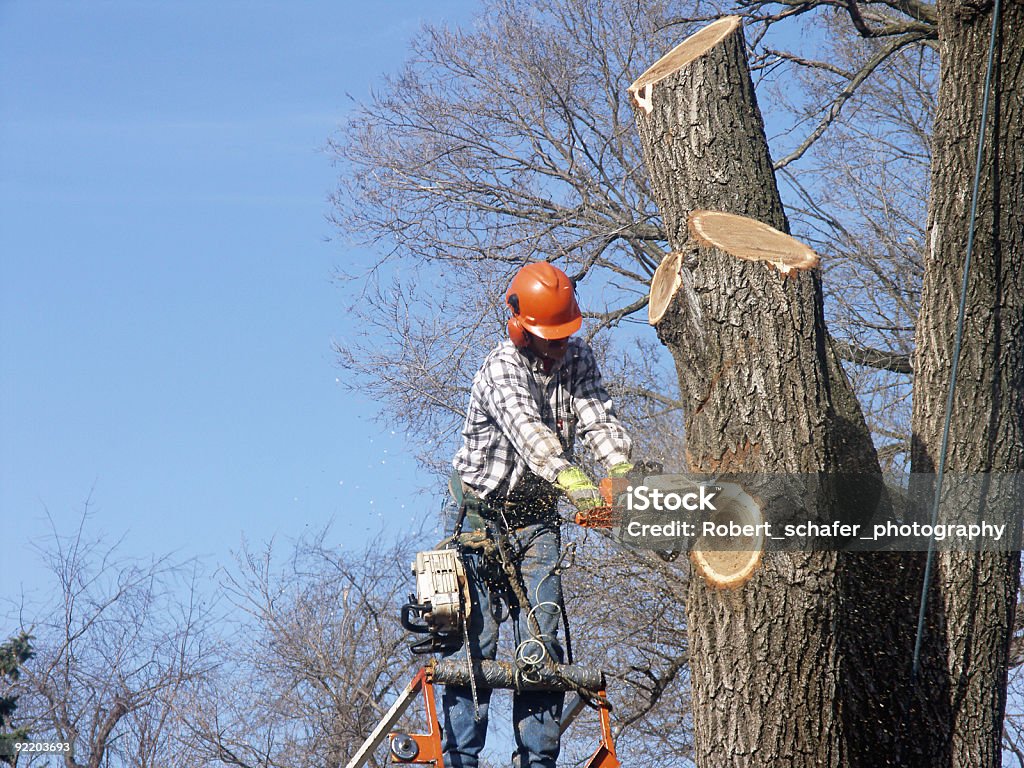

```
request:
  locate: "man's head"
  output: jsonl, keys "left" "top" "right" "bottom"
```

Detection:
{"left": 506, "top": 263, "right": 582, "bottom": 363}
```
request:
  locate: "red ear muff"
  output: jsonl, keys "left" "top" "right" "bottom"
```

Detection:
{"left": 507, "top": 315, "right": 529, "bottom": 348}
{"left": 506, "top": 292, "right": 529, "bottom": 347}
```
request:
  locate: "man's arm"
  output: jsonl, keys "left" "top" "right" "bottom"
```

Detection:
{"left": 569, "top": 344, "right": 633, "bottom": 470}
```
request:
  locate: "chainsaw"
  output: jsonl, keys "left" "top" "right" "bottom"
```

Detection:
{"left": 573, "top": 460, "right": 665, "bottom": 529}
{"left": 400, "top": 549, "right": 471, "bottom": 655}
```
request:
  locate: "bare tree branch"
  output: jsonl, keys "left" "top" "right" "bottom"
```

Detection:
{"left": 830, "top": 335, "right": 913, "bottom": 373}
{"left": 773, "top": 30, "right": 933, "bottom": 169}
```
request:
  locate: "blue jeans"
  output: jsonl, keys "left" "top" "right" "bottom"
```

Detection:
{"left": 441, "top": 522, "right": 565, "bottom": 768}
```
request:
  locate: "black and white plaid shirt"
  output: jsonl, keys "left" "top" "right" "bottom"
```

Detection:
{"left": 453, "top": 337, "right": 632, "bottom": 500}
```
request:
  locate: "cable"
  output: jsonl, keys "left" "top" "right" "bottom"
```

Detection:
{"left": 911, "top": 0, "right": 1003, "bottom": 681}
{"left": 514, "top": 555, "right": 568, "bottom": 673}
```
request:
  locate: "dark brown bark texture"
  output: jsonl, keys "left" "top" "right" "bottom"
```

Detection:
{"left": 629, "top": 17, "right": 892, "bottom": 768}
{"left": 910, "top": 1, "right": 1024, "bottom": 766}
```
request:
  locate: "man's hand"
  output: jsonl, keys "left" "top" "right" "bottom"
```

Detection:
{"left": 608, "top": 462, "right": 634, "bottom": 478}
{"left": 555, "top": 466, "right": 603, "bottom": 511}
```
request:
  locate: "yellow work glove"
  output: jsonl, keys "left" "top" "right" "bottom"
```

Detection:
{"left": 608, "top": 462, "right": 634, "bottom": 478}
{"left": 555, "top": 466, "right": 603, "bottom": 512}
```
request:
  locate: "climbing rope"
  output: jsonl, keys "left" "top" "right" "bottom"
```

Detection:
{"left": 911, "top": 0, "right": 1004, "bottom": 681}
{"left": 458, "top": 524, "right": 603, "bottom": 707}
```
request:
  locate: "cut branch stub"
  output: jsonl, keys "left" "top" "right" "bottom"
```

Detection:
{"left": 628, "top": 16, "right": 741, "bottom": 114}
{"left": 648, "top": 250, "right": 704, "bottom": 344}
{"left": 648, "top": 251, "right": 683, "bottom": 325}
{"left": 688, "top": 210, "right": 820, "bottom": 276}
{"left": 689, "top": 482, "right": 765, "bottom": 590}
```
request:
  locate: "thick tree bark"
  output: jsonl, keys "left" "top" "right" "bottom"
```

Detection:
{"left": 629, "top": 17, "right": 887, "bottom": 768}
{"left": 911, "top": 2, "right": 1024, "bottom": 766}
{"left": 630, "top": 8, "right": 1022, "bottom": 768}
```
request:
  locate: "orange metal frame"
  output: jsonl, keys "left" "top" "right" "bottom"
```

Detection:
{"left": 390, "top": 667, "right": 446, "bottom": 767}
{"left": 585, "top": 690, "right": 619, "bottom": 768}
{"left": 388, "top": 668, "right": 619, "bottom": 768}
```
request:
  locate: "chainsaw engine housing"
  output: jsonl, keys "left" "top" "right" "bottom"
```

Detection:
{"left": 401, "top": 549, "right": 470, "bottom": 654}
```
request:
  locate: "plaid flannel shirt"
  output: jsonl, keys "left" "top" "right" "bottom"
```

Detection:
{"left": 453, "top": 338, "right": 632, "bottom": 500}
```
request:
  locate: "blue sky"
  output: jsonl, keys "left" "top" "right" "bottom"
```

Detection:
{"left": 1, "top": 0, "right": 477, "bottom": 604}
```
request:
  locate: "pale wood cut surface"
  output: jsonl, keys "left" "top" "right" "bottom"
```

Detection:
{"left": 688, "top": 210, "right": 819, "bottom": 275}
{"left": 648, "top": 251, "right": 683, "bottom": 325}
{"left": 628, "top": 16, "right": 740, "bottom": 114}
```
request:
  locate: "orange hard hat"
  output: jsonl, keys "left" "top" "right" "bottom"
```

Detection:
{"left": 505, "top": 262, "right": 582, "bottom": 342}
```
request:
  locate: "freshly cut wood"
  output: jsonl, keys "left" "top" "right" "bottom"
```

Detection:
{"left": 648, "top": 251, "right": 683, "bottom": 325}
{"left": 628, "top": 16, "right": 740, "bottom": 114}
{"left": 648, "top": 214, "right": 819, "bottom": 330}
{"left": 689, "top": 482, "right": 765, "bottom": 589}
{"left": 688, "top": 210, "right": 820, "bottom": 275}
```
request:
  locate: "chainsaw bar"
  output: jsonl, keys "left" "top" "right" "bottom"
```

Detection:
{"left": 573, "top": 506, "right": 620, "bottom": 529}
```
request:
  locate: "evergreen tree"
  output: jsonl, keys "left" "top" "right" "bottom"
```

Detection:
{"left": 0, "top": 633, "right": 33, "bottom": 766}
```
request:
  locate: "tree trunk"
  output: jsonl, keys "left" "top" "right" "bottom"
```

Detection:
{"left": 629, "top": 17, "right": 885, "bottom": 767}
{"left": 911, "top": 2, "right": 1024, "bottom": 765}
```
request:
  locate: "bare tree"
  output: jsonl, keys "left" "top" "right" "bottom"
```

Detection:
{"left": 331, "top": 0, "right": 674, "bottom": 273}
{"left": 1005, "top": 603, "right": 1024, "bottom": 768}
{"left": 182, "top": 529, "right": 422, "bottom": 768}
{"left": 8, "top": 513, "right": 215, "bottom": 768}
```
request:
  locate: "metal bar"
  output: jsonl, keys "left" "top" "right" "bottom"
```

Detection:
{"left": 343, "top": 669, "right": 426, "bottom": 768}
{"left": 559, "top": 693, "right": 587, "bottom": 734}
{"left": 584, "top": 691, "right": 619, "bottom": 768}
{"left": 413, "top": 673, "right": 446, "bottom": 767}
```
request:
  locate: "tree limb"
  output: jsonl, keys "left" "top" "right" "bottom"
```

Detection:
{"left": 773, "top": 30, "right": 933, "bottom": 169}
{"left": 843, "top": 0, "right": 936, "bottom": 37}
{"left": 830, "top": 335, "right": 913, "bottom": 373}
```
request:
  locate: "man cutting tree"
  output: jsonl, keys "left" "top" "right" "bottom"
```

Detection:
{"left": 445, "top": 262, "right": 633, "bottom": 768}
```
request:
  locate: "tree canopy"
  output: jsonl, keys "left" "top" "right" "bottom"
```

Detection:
{"left": 330, "top": 0, "right": 936, "bottom": 478}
